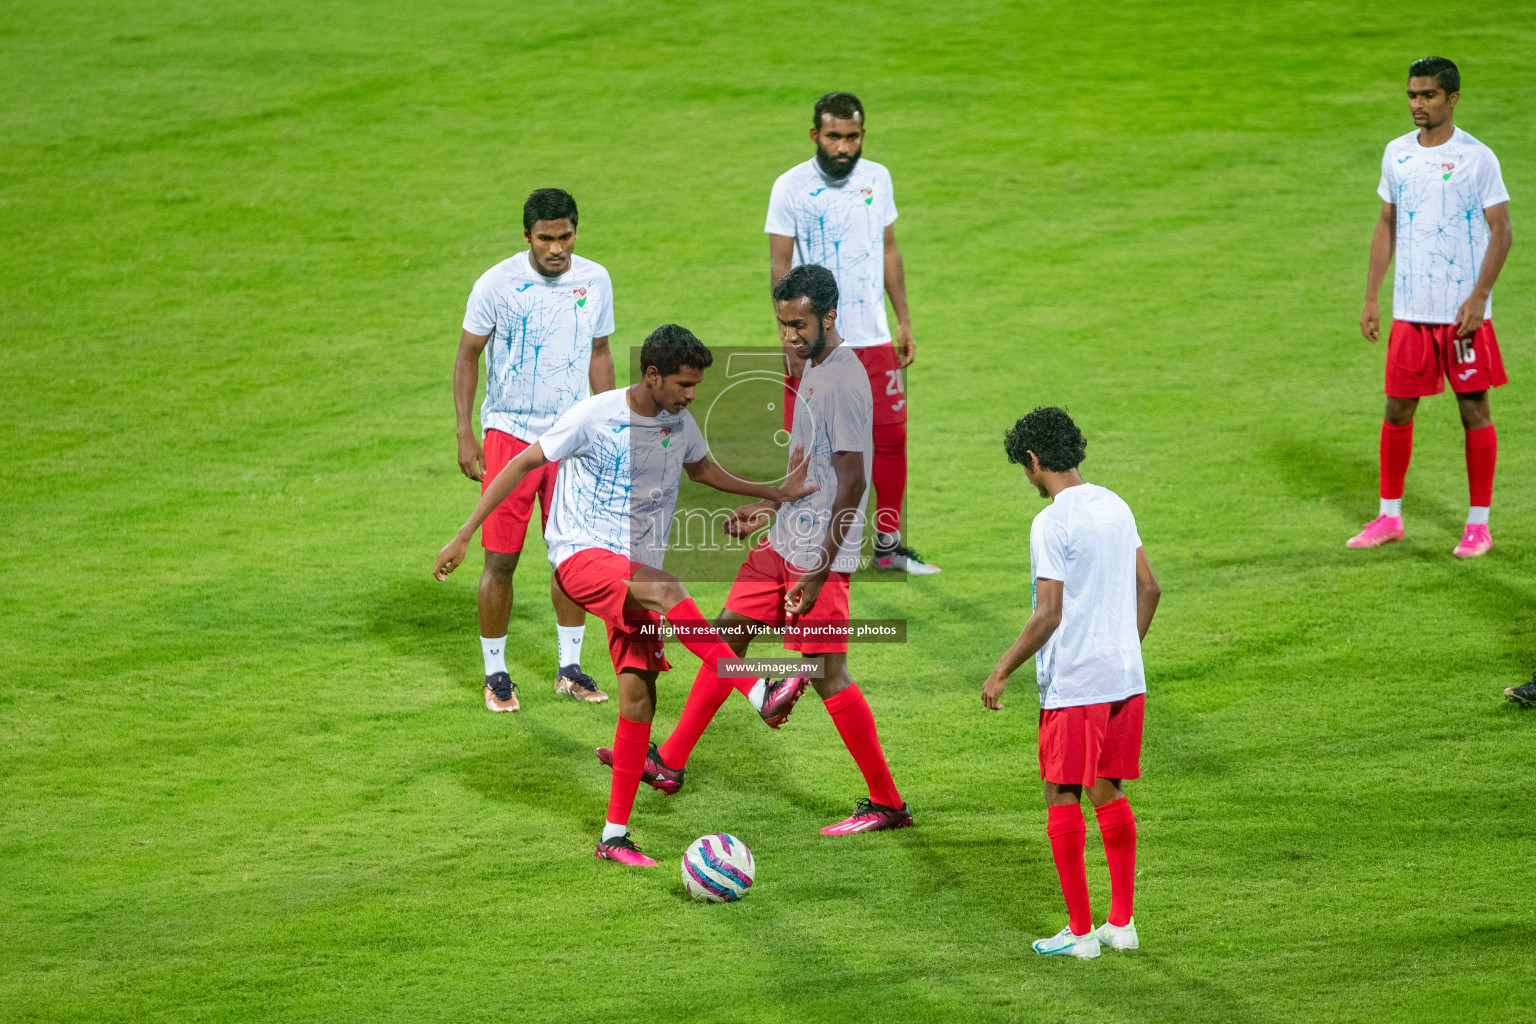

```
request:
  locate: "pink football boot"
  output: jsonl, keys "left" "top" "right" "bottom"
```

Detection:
{"left": 595, "top": 833, "right": 658, "bottom": 866}
{"left": 1452, "top": 523, "right": 1492, "bottom": 558}
{"left": 1346, "top": 515, "right": 1404, "bottom": 548}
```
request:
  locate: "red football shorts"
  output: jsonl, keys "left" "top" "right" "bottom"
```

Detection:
{"left": 553, "top": 548, "right": 671, "bottom": 676}
{"left": 1038, "top": 694, "right": 1144, "bottom": 787}
{"left": 1385, "top": 319, "right": 1507, "bottom": 398}
{"left": 724, "top": 540, "right": 852, "bottom": 654}
{"left": 481, "top": 430, "right": 559, "bottom": 554}
{"left": 854, "top": 343, "right": 909, "bottom": 426}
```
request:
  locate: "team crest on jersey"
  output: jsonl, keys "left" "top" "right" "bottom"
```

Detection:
{"left": 572, "top": 287, "right": 588, "bottom": 307}
{"left": 858, "top": 187, "right": 873, "bottom": 205}
{"left": 658, "top": 426, "right": 672, "bottom": 448}
{"left": 1440, "top": 162, "right": 1456, "bottom": 180}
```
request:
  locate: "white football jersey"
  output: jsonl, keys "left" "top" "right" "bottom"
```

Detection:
{"left": 539, "top": 389, "right": 709, "bottom": 570}
{"left": 767, "top": 343, "right": 873, "bottom": 574}
{"left": 765, "top": 157, "right": 898, "bottom": 348}
{"left": 1029, "top": 483, "right": 1146, "bottom": 710}
{"left": 1377, "top": 127, "right": 1510, "bottom": 325}
{"left": 463, "top": 251, "right": 616, "bottom": 442}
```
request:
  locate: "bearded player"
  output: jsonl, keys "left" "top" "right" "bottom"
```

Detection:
{"left": 766, "top": 91, "right": 939, "bottom": 575}
{"left": 982, "top": 408, "right": 1161, "bottom": 959}
{"left": 602, "top": 265, "right": 914, "bottom": 836}
{"left": 435, "top": 326, "right": 815, "bottom": 865}
{"left": 454, "top": 189, "right": 617, "bottom": 712}
{"left": 1352, "top": 57, "right": 1512, "bottom": 558}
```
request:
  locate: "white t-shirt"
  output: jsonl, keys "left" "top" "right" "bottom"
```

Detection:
{"left": 1029, "top": 483, "right": 1146, "bottom": 710}
{"left": 538, "top": 389, "right": 709, "bottom": 571}
{"left": 1377, "top": 127, "right": 1510, "bottom": 325}
{"left": 765, "top": 157, "right": 898, "bottom": 348}
{"left": 768, "top": 343, "right": 873, "bottom": 573}
{"left": 462, "top": 251, "right": 616, "bottom": 442}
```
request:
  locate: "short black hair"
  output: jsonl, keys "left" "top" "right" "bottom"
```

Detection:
{"left": 640, "top": 324, "right": 713, "bottom": 378}
{"left": 772, "top": 264, "right": 839, "bottom": 321}
{"left": 523, "top": 188, "right": 578, "bottom": 232}
{"left": 813, "top": 92, "right": 864, "bottom": 128}
{"left": 1005, "top": 407, "right": 1087, "bottom": 472}
{"left": 1408, "top": 56, "right": 1460, "bottom": 95}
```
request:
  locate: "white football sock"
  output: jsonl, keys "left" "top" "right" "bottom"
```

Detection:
{"left": 1379, "top": 498, "right": 1402, "bottom": 518}
{"left": 747, "top": 678, "right": 767, "bottom": 711}
{"left": 1467, "top": 506, "right": 1490, "bottom": 526}
{"left": 601, "top": 821, "right": 628, "bottom": 841}
{"left": 481, "top": 636, "right": 507, "bottom": 676}
{"left": 557, "top": 624, "right": 585, "bottom": 668}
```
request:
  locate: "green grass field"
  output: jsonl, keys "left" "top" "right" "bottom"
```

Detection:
{"left": 4, "top": 2, "right": 1535, "bottom": 1021}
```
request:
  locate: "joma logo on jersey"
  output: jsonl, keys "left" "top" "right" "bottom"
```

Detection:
{"left": 1441, "top": 162, "right": 1456, "bottom": 180}
{"left": 572, "top": 287, "right": 587, "bottom": 307}
{"left": 859, "top": 188, "right": 873, "bottom": 205}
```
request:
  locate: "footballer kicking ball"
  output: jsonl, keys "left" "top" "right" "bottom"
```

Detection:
{"left": 681, "top": 833, "right": 755, "bottom": 902}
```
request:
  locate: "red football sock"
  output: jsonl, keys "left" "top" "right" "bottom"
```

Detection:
{"left": 871, "top": 420, "right": 907, "bottom": 537}
{"left": 663, "top": 598, "right": 743, "bottom": 680}
{"left": 1379, "top": 421, "right": 1413, "bottom": 502}
{"left": 823, "top": 685, "right": 902, "bottom": 808}
{"left": 1465, "top": 424, "right": 1496, "bottom": 508}
{"left": 1094, "top": 797, "right": 1137, "bottom": 928}
{"left": 657, "top": 664, "right": 734, "bottom": 770}
{"left": 605, "top": 715, "right": 651, "bottom": 827}
{"left": 1047, "top": 803, "right": 1093, "bottom": 936}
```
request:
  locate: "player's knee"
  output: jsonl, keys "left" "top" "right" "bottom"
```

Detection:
{"left": 483, "top": 551, "right": 520, "bottom": 583}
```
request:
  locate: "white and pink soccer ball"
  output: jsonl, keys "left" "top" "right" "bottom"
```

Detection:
{"left": 681, "top": 833, "right": 755, "bottom": 902}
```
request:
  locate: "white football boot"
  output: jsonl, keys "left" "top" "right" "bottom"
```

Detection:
{"left": 1094, "top": 918, "right": 1138, "bottom": 951}
{"left": 1032, "top": 925, "right": 1100, "bottom": 959}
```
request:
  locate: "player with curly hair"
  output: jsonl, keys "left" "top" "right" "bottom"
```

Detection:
{"left": 983, "top": 407, "right": 1161, "bottom": 959}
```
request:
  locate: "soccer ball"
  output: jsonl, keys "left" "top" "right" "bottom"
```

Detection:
{"left": 681, "top": 833, "right": 755, "bottom": 902}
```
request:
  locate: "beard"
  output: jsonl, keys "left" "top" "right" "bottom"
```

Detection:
{"left": 802, "top": 320, "right": 829, "bottom": 361}
{"left": 815, "top": 144, "right": 861, "bottom": 180}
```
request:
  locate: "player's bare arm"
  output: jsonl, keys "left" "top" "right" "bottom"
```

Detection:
{"left": 434, "top": 442, "right": 549, "bottom": 580}
{"left": 588, "top": 335, "right": 617, "bottom": 393}
{"left": 883, "top": 225, "right": 915, "bottom": 368}
{"left": 720, "top": 445, "right": 816, "bottom": 537}
{"left": 1135, "top": 547, "right": 1161, "bottom": 641}
{"left": 1361, "top": 201, "right": 1396, "bottom": 343}
{"left": 453, "top": 329, "right": 491, "bottom": 478}
{"left": 785, "top": 449, "right": 865, "bottom": 615}
{"left": 981, "top": 577, "right": 1064, "bottom": 711}
{"left": 684, "top": 448, "right": 817, "bottom": 507}
{"left": 769, "top": 234, "right": 805, "bottom": 380}
{"left": 1454, "top": 202, "right": 1512, "bottom": 338}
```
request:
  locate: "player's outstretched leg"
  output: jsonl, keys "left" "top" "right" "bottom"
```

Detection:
{"left": 814, "top": 657, "right": 912, "bottom": 835}
{"left": 1034, "top": 794, "right": 1099, "bottom": 958}
{"left": 1091, "top": 781, "right": 1139, "bottom": 951}
{"left": 595, "top": 668, "right": 660, "bottom": 866}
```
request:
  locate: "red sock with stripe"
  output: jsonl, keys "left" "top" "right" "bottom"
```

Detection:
{"left": 663, "top": 598, "right": 744, "bottom": 677}
{"left": 1380, "top": 421, "right": 1413, "bottom": 503}
{"left": 824, "top": 685, "right": 902, "bottom": 808}
{"left": 1094, "top": 797, "right": 1137, "bottom": 927}
{"left": 605, "top": 715, "right": 650, "bottom": 829}
{"left": 1047, "top": 803, "right": 1093, "bottom": 936}
{"left": 657, "top": 665, "right": 734, "bottom": 770}
{"left": 1465, "top": 424, "right": 1496, "bottom": 508}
